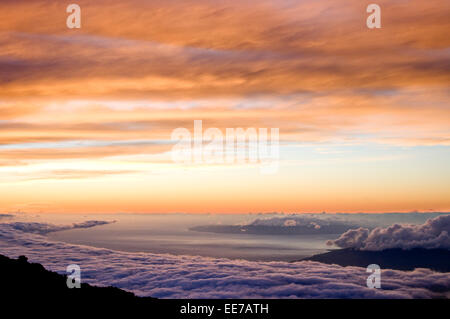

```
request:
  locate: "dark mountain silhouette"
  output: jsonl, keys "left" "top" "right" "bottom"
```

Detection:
{"left": 0, "top": 254, "right": 156, "bottom": 305}
{"left": 300, "top": 248, "right": 450, "bottom": 272}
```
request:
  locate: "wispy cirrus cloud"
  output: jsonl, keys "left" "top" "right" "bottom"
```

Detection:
{"left": 0, "top": 0, "right": 448, "bottom": 152}
{"left": 1, "top": 0, "right": 448, "bottom": 97}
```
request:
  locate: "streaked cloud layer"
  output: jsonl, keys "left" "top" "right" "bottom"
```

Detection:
{"left": 0, "top": 0, "right": 449, "bottom": 212}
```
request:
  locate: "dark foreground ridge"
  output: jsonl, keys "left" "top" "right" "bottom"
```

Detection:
{"left": 0, "top": 254, "right": 156, "bottom": 305}
{"left": 301, "top": 248, "right": 450, "bottom": 272}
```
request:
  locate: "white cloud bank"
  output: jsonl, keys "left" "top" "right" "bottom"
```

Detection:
{"left": 327, "top": 214, "right": 450, "bottom": 251}
{"left": 0, "top": 221, "right": 449, "bottom": 298}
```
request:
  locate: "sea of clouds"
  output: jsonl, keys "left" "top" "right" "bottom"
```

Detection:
{"left": 327, "top": 214, "right": 450, "bottom": 251}
{"left": 0, "top": 220, "right": 449, "bottom": 298}
{"left": 6, "top": 220, "right": 115, "bottom": 235}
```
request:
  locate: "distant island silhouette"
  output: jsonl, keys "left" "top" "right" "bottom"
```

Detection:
{"left": 190, "top": 224, "right": 353, "bottom": 235}
{"left": 301, "top": 248, "right": 450, "bottom": 272}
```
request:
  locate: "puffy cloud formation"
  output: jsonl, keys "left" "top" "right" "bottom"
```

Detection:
{"left": 250, "top": 214, "right": 359, "bottom": 228}
{"left": 0, "top": 222, "right": 449, "bottom": 298}
{"left": 5, "top": 220, "right": 114, "bottom": 235}
{"left": 327, "top": 215, "right": 450, "bottom": 251}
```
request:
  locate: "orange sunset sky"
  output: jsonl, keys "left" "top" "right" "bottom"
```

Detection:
{"left": 0, "top": 0, "right": 449, "bottom": 214}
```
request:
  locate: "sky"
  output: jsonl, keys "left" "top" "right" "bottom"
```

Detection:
{"left": 0, "top": 0, "right": 449, "bottom": 213}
